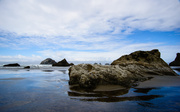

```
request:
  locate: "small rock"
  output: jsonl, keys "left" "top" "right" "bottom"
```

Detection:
{"left": 24, "top": 66, "right": 30, "bottom": 69}
{"left": 70, "top": 63, "right": 74, "bottom": 66}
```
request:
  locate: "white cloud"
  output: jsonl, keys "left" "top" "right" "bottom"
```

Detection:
{"left": 0, "top": 0, "right": 180, "bottom": 63}
{"left": 0, "top": 54, "right": 42, "bottom": 64}
{"left": 0, "top": 0, "right": 180, "bottom": 37}
{"left": 37, "top": 43, "right": 180, "bottom": 63}
{"left": 0, "top": 42, "right": 179, "bottom": 64}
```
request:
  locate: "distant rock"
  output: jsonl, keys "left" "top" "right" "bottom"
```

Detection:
{"left": 52, "top": 58, "right": 70, "bottom": 66}
{"left": 24, "top": 66, "right": 30, "bottom": 69}
{"left": 105, "top": 63, "right": 110, "bottom": 65}
{"left": 69, "top": 63, "right": 74, "bottom": 66}
{"left": 40, "top": 58, "right": 57, "bottom": 64}
{"left": 68, "top": 49, "right": 177, "bottom": 89}
{"left": 169, "top": 53, "right": 180, "bottom": 66}
{"left": 3, "top": 63, "right": 20, "bottom": 67}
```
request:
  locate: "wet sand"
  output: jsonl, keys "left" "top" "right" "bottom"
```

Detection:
{"left": 0, "top": 78, "right": 25, "bottom": 80}
{"left": 0, "top": 67, "right": 180, "bottom": 112}
{"left": 136, "top": 75, "right": 180, "bottom": 88}
{"left": 94, "top": 85, "right": 126, "bottom": 91}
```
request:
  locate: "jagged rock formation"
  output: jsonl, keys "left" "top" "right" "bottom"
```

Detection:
{"left": 52, "top": 58, "right": 70, "bottom": 66}
{"left": 40, "top": 58, "right": 57, "bottom": 64}
{"left": 68, "top": 49, "right": 177, "bottom": 89}
{"left": 3, "top": 63, "right": 20, "bottom": 67}
{"left": 169, "top": 53, "right": 180, "bottom": 66}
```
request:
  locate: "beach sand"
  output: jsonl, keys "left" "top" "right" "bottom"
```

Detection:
{"left": 91, "top": 75, "right": 180, "bottom": 91}
{"left": 136, "top": 75, "right": 180, "bottom": 88}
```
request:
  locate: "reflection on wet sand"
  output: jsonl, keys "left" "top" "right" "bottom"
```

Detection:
{"left": 42, "top": 70, "right": 54, "bottom": 72}
{"left": 59, "top": 70, "right": 66, "bottom": 74}
{"left": 134, "top": 88, "right": 159, "bottom": 94}
{"left": 68, "top": 85, "right": 163, "bottom": 103}
{"left": 41, "top": 70, "right": 67, "bottom": 74}
{"left": 0, "top": 78, "right": 25, "bottom": 80}
{"left": 76, "top": 95, "right": 163, "bottom": 102}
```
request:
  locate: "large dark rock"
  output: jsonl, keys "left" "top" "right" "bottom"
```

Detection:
{"left": 40, "top": 58, "right": 57, "bottom": 64}
{"left": 68, "top": 49, "right": 177, "bottom": 89}
{"left": 111, "top": 49, "right": 176, "bottom": 76}
{"left": 169, "top": 53, "right": 180, "bottom": 66}
{"left": 3, "top": 63, "right": 20, "bottom": 67}
{"left": 52, "top": 58, "right": 70, "bottom": 66}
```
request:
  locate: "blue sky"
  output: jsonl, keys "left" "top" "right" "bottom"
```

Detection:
{"left": 0, "top": 0, "right": 180, "bottom": 64}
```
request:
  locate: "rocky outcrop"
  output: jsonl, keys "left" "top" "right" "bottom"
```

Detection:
{"left": 40, "top": 58, "right": 57, "bottom": 64}
{"left": 111, "top": 49, "right": 176, "bottom": 76}
{"left": 3, "top": 63, "right": 20, "bottom": 67}
{"left": 52, "top": 58, "right": 70, "bottom": 66}
{"left": 69, "top": 64, "right": 148, "bottom": 88}
{"left": 68, "top": 49, "right": 177, "bottom": 89}
{"left": 169, "top": 53, "right": 180, "bottom": 66}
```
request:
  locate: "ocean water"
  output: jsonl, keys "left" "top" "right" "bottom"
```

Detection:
{"left": 0, "top": 65, "right": 180, "bottom": 112}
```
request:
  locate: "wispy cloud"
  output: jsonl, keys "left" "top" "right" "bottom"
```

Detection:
{"left": 0, "top": 0, "right": 180, "bottom": 63}
{"left": 1, "top": 0, "right": 180, "bottom": 36}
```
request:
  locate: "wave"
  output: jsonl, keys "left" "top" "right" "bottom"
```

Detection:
{"left": 0, "top": 64, "right": 70, "bottom": 70}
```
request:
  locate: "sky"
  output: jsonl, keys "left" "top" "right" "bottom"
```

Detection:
{"left": 0, "top": 0, "right": 180, "bottom": 64}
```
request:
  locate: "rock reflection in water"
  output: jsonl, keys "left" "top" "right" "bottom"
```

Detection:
{"left": 59, "top": 70, "right": 66, "bottom": 74}
{"left": 68, "top": 85, "right": 163, "bottom": 103}
{"left": 134, "top": 88, "right": 159, "bottom": 94}
{"left": 42, "top": 70, "right": 54, "bottom": 72}
{"left": 78, "top": 95, "right": 163, "bottom": 102}
{"left": 41, "top": 70, "right": 67, "bottom": 74}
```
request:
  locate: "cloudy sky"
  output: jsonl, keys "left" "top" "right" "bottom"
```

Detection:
{"left": 0, "top": 0, "right": 180, "bottom": 64}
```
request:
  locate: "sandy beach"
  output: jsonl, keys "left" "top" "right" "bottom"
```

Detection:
{"left": 136, "top": 75, "right": 180, "bottom": 88}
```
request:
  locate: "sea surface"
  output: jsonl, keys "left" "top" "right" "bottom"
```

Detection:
{"left": 0, "top": 65, "right": 180, "bottom": 112}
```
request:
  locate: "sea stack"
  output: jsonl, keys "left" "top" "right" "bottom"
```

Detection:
{"left": 40, "top": 58, "right": 57, "bottom": 64}
{"left": 68, "top": 49, "right": 177, "bottom": 89}
{"left": 169, "top": 53, "right": 180, "bottom": 66}
{"left": 52, "top": 58, "right": 70, "bottom": 66}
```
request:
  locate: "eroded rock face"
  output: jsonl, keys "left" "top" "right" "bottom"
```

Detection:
{"left": 111, "top": 49, "right": 176, "bottom": 76}
{"left": 40, "top": 58, "right": 57, "bottom": 64}
{"left": 169, "top": 53, "right": 180, "bottom": 66}
{"left": 112, "top": 49, "right": 163, "bottom": 67}
{"left": 69, "top": 64, "right": 146, "bottom": 88}
{"left": 52, "top": 58, "right": 70, "bottom": 66}
{"left": 68, "top": 49, "right": 177, "bottom": 89}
